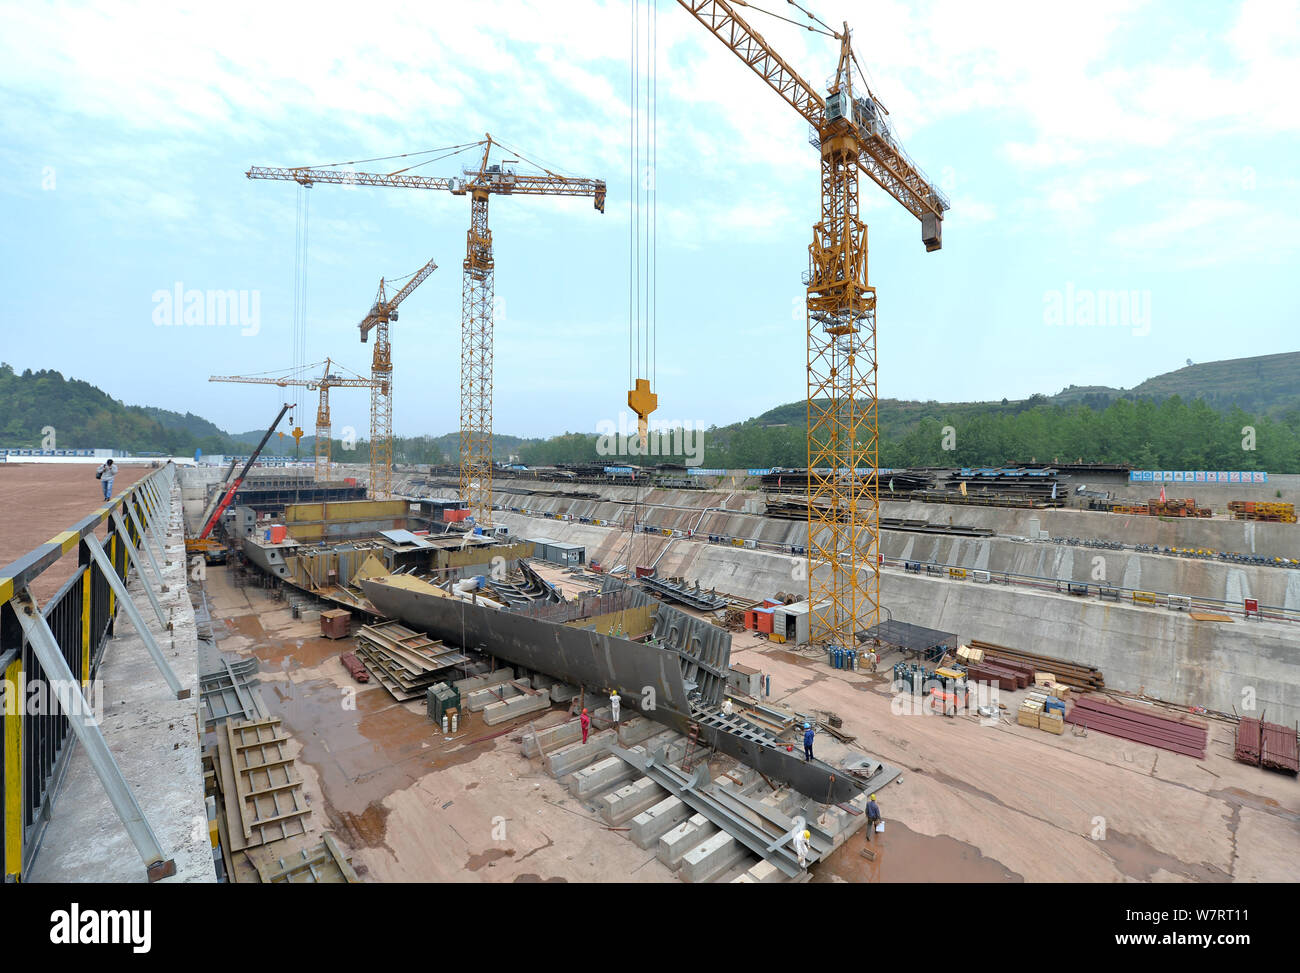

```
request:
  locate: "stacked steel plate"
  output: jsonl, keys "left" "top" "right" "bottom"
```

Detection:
{"left": 1064, "top": 696, "right": 1208, "bottom": 758}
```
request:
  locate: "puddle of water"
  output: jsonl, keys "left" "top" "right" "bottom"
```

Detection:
{"left": 813, "top": 819, "right": 1023, "bottom": 883}
{"left": 513, "top": 874, "right": 568, "bottom": 883}
{"left": 466, "top": 847, "right": 515, "bottom": 871}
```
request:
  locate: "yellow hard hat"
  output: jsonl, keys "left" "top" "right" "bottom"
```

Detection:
{"left": 802, "top": 830, "right": 810, "bottom": 839}
{"left": 870, "top": 794, "right": 877, "bottom": 800}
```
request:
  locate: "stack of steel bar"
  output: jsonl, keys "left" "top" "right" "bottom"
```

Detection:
{"left": 970, "top": 639, "right": 1105, "bottom": 692}
{"left": 1260, "top": 722, "right": 1300, "bottom": 773}
{"left": 1064, "top": 696, "right": 1208, "bottom": 758}
{"left": 964, "top": 660, "right": 1029, "bottom": 690}
{"left": 355, "top": 619, "right": 471, "bottom": 701}
{"left": 1234, "top": 718, "right": 1262, "bottom": 765}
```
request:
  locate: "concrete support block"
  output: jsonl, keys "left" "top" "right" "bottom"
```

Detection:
{"left": 466, "top": 682, "right": 524, "bottom": 712}
{"left": 610, "top": 718, "right": 663, "bottom": 748}
{"left": 547, "top": 732, "right": 615, "bottom": 778}
{"left": 453, "top": 668, "right": 515, "bottom": 694}
{"left": 549, "top": 682, "right": 580, "bottom": 703}
{"left": 657, "top": 814, "right": 715, "bottom": 868}
{"left": 570, "top": 754, "right": 637, "bottom": 800}
{"left": 482, "top": 688, "right": 551, "bottom": 726}
{"left": 760, "top": 788, "right": 799, "bottom": 816}
{"left": 521, "top": 720, "right": 582, "bottom": 758}
{"left": 680, "top": 831, "right": 746, "bottom": 883}
{"left": 742, "top": 860, "right": 786, "bottom": 883}
{"left": 599, "top": 776, "right": 667, "bottom": 826}
{"left": 630, "top": 796, "right": 690, "bottom": 849}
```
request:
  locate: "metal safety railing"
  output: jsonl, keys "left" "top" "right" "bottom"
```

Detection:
{"left": 1, "top": 461, "right": 181, "bottom": 883}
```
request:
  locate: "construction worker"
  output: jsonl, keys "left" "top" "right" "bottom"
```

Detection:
{"left": 722, "top": 697, "right": 734, "bottom": 717}
{"left": 580, "top": 707, "right": 590, "bottom": 744}
{"left": 802, "top": 722, "right": 814, "bottom": 762}
{"left": 609, "top": 689, "right": 620, "bottom": 724}
{"left": 867, "top": 649, "right": 879, "bottom": 673}
{"left": 793, "top": 829, "right": 811, "bottom": 869}
{"left": 865, "top": 793, "right": 882, "bottom": 841}
{"left": 96, "top": 458, "right": 115, "bottom": 501}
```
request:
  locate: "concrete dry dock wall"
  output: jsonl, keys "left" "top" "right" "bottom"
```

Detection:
{"left": 494, "top": 511, "right": 1300, "bottom": 728}
{"left": 494, "top": 497, "right": 1300, "bottom": 613}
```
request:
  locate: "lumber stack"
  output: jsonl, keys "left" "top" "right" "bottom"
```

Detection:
{"left": 1064, "top": 696, "right": 1207, "bottom": 758}
{"left": 970, "top": 640, "right": 1105, "bottom": 692}
{"left": 355, "top": 620, "right": 472, "bottom": 701}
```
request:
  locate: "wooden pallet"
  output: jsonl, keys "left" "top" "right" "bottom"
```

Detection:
{"left": 215, "top": 717, "right": 311, "bottom": 852}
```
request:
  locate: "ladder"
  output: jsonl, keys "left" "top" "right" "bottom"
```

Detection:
{"left": 682, "top": 721, "right": 702, "bottom": 773}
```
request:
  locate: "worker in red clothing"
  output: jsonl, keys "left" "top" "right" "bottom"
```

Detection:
{"left": 580, "top": 707, "right": 591, "bottom": 744}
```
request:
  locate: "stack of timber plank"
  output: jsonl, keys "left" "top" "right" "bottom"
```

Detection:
{"left": 1064, "top": 696, "right": 1207, "bottom": 758}
{"left": 356, "top": 619, "right": 472, "bottom": 701}
{"left": 970, "top": 640, "right": 1105, "bottom": 692}
{"left": 214, "top": 717, "right": 311, "bottom": 853}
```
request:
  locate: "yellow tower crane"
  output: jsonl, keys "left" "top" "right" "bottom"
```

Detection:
{"left": 679, "top": 0, "right": 949, "bottom": 646}
{"left": 247, "top": 135, "right": 606, "bottom": 523}
{"left": 209, "top": 358, "right": 380, "bottom": 483}
{"left": 356, "top": 257, "right": 439, "bottom": 500}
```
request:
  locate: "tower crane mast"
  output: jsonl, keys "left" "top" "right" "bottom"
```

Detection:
{"left": 209, "top": 358, "right": 380, "bottom": 483}
{"left": 249, "top": 136, "right": 605, "bottom": 521}
{"left": 357, "top": 258, "right": 439, "bottom": 500}
{"left": 678, "top": 0, "right": 949, "bottom": 646}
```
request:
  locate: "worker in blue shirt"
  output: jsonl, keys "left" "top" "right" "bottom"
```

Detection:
{"left": 865, "top": 793, "right": 882, "bottom": 841}
{"left": 802, "top": 722, "right": 814, "bottom": 762}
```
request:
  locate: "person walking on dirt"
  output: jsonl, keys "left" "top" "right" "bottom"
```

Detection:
{"left": 865, "top": 793, "right": 882, "bottom": 841}
{"left": 580, "top": 707, "right": 591, "bottom": 744}
{"left": 96, "top": 459, "right": 115, "bottom": 501}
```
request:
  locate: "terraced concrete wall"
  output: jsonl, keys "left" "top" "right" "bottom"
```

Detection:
{"left": 491, "top": 510, "right": 1300, "bottom": 727}
{"left": 490, "top": 486, "right": 1300, "bottom": 612}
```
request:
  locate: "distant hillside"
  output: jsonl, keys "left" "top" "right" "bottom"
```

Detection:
{"left": 1047, "top": 352, "right": 1300, "bottom": 417}
{"left": 0, "top": 363, "right": 246, "bottom": 455}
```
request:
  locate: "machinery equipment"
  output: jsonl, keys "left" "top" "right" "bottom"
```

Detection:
{"left": 197, "top": 403, "right": 292, "bottom": 541}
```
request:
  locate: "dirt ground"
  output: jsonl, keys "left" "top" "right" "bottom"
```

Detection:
{"left": 0, "top": 462, "right": 149, "bottom": 600}
{"left": 200, "top": 555, "right": 1300, "bottom": 883}
{"left": 204, "top": 565, "right": 679, "bottom": 883}
{"left": 728, "top": 627, "right": 1300, "bottom": 882}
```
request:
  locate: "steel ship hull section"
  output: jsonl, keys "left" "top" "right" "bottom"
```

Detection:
{"left": 359, "top": 575, "right": 864, "bottom": 802}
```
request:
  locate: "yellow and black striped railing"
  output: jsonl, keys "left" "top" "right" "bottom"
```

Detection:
{"left": 0, "top": 462, "right": 175, "bottom": 883}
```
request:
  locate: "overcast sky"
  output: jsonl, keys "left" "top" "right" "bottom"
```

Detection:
{"left": 1, "top": 0, "right": 1296, "bottom": 438}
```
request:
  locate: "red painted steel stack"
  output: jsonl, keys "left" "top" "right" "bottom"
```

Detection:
{"left": 1064, "top": 696, "right": 1208, "bottom": 758}
{"left": 964, "top": 661, "right": 1028, "bottom": 690}
{"left": 1260, "top": 722, "right": 1299, "bottom": 773}
{"left": 340, "top": 652, "right": 370, "bottom": 683}
{"left": 1234, "top": 718, "right": 1262, "bottom": 765}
